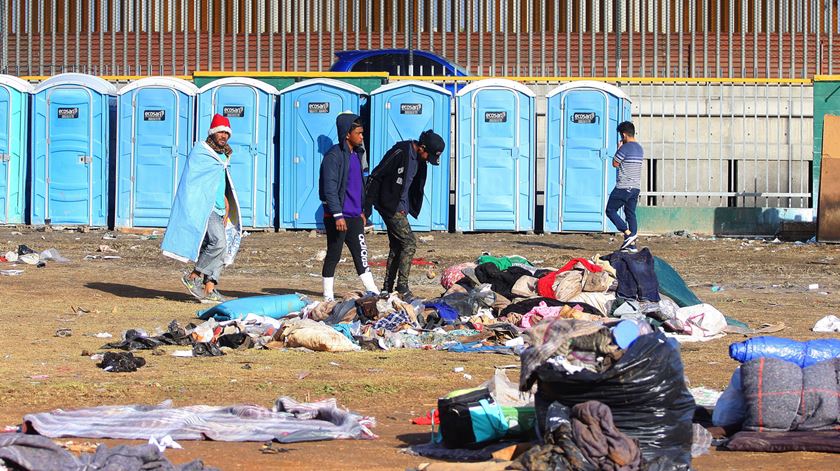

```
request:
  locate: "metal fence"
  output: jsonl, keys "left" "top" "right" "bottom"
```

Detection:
{"left": 2, "top": 1, "right": 839, "bottom": 78}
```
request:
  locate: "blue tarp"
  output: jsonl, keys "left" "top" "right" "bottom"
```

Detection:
{"left": 197, "top": 294, "right": 308, "bottom": 321}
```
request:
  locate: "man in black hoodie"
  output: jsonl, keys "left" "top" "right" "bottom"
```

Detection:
{"left": 366, "top": 129, "right": 445, "bottom": 296}
{"left": 318, "top": 112, "right": 380, "bottom": 300}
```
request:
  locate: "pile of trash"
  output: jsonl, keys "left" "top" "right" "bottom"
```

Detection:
{"left": 1, "top": 244, "right": 69, "bottom": 274}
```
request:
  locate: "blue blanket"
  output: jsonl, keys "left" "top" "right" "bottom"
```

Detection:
{"left": 197, "top": 294, "right": 308, "bottom": 321}
{"left": 162, "top": 141, "right": 241, "bottom": 263}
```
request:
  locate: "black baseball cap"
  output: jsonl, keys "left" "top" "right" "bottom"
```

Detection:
{"left": 419, "top": 130, "right": 445, "bottom": 165}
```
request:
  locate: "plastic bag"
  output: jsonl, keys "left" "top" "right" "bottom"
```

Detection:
{"left": 532, "top": 332, "right": 695, "bottom": 467}
{"left": 729, "top": 336, "right": 840, "bottom": 368}
{"left": 711, "top": 367, "right": 746, "bottom": 427}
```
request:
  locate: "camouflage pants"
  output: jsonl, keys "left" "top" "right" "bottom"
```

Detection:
{"left": 383, "top": 212, "right": 416, "bottom": 291}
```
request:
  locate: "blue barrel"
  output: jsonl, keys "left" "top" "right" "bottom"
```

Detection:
{"left": 115, "top": 77, "right": 198, "bottom": 228}
{"left": 368, "top": 81, "right": 451, "bottom": 231}
{"left": 544, "top": 81, "right": 633, "bottom": 233}
{"left": 455, "top": 79, "right": 536, "bottom": 232}
{"left": 30, "top": 73, "right": 117, "bottom": 227}
{"left": 278, "top": 78, "right": 366, "bottom": 229}
{"left": 0, "top": 75, "right": 33, "bottom": 224}
{"left": 197, "top": 77, "right": 279, "bottom": 229}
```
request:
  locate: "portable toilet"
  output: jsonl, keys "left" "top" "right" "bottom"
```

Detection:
{"left": 0, "top": 75, "right": 33, "bottom": 224}
{"left": 455, "top": 79, "right": 536, "bottom": 232}
{"left": 368, "top": 81, "right": 451, "bottom": 231}
{"left": 544, "top": 81, "right": 632, "bottom": 233}
{"left": 30, "top": 73, "right": 117, "bottom": 226}
{"left": 197, "top": 77, "right": 279, "bottom": 229}
{"left": 278, "top": 78, "right": 366, "bottom": 229}
{"left": 115, "top": 77, "right": 198, "bottom": 228}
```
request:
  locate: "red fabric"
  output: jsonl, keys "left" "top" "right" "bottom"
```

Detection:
{"left": 536, "top": 258, "right": 603, "bottom": 299}
{"left": 411, "top": 410, "right": 440, "bottom": 425}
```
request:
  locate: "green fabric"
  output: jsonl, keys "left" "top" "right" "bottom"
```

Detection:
{"left": 476, "top": 255, "right": 533, "bottom": 270}
{"left": 653, "top": 256, "right": 747, "bottom": 328}
{"left": 213, "top": 157, "right": 228, "bottom": 216}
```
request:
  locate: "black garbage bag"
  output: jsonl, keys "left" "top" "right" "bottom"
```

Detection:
{"left": 97, "top": 352, "right": 146, "bottom": 372}
{"left": 532, "top": 332, "right": 694, "bottom": 468}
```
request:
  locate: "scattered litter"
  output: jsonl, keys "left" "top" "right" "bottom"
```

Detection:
{"left": 689, "top": 387, "right": 723, "bottom": 408}
{"left": 241, "top": 363, "right": 252, "bottom": 370}
{"left": 84, "top": 254, "right": 122, "bottom": 260}
{"left": 18, "top": 253, "right": 40, "bottom": 265}
{"left": 0, "top": 269, "right": 23, "bottom": 276}
{"left": 71, "top": 306, "right": 91, "bottom": 315}
{"left": 98, "top": 351, "right": 146, "bottom": 372}
{"left": 308, "top": 230, "right": 318, "bottom": 238}
{"left": 813, "top": 315, "right": 840, "bottom": 333}
{"left": 17, "top": 244, "right": 36, "bottom": 255}
{"left": 29, "top": 375, "right": 48, "bottom": 380}
{"left": 57, "top": 440, "right": 101, "bottom": 454}
{"left": 148, "top": 435, "right": 182, "bottom": 452}
{"left": 418, "top": 235, "right": 434, "bottom": 243}
{"left": 504, "top": 337, "right": 525, "bottom": 347}
{"left": 463, "top": 374, "right": 473, "bottom": 380}
{"left": 4, "top": 251, "right": 18, "bottom": 262}
{"left": 94, "top": 332, "right": 113, "bottom": 338}
{"left": 808, "top": 283, "right": 819, "bottom": 291}
{"left": 89, "top": 354, "right": 104, "bottom": 362}
{"left": 10, "top": 231, "right": 22, "bottom": 236}
{"left": 452, "top": 367, "right": 465, "bottom": 373}
{"left": 329, "top": 361, "right": 341, "bottom": 367}
{"left": 710, "top": 284, "right": 723, "bottom": 292}
{"left": 315, "top": 249, "right": 327, "bottom": 262}
{"left": 54, "top": 328, "right": 72, "bottom": 338}
{"left": 172, "top": 350, "right": 193, "bottom": 357}
{"left": 102, "top": 233, "right": 117, "bottom": 240}
{"left": 98, "top": 244, "right": 118, "bottom": 253}
{"left": 297, "top": 371, "right": 311, "bottom": 380}
{"left": 261, "top": 442, "right": 291, "bottom": 454}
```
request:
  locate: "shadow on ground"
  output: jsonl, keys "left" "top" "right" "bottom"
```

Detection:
{"left": 85, "top": 282, "right": 259, "bottom": 301}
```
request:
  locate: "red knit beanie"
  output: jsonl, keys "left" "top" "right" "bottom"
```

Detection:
{"left": 208, "top": 114, "right": 232, "bottom": 136}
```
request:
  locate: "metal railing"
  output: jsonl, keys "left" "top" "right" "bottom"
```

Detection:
{"left": 2, "top": 1, "right": 838, "bottom": 78}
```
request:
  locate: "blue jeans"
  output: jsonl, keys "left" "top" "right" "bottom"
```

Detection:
{"left": 605, "top": 187, "right": 640, "bottom": 235}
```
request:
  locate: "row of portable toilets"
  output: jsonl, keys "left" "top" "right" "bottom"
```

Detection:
{"left": 0, "top": 73, "right": 631, "bottom": 232}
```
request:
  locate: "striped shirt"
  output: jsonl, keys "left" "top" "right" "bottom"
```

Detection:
{"left": 614, "top": 141, "right": 644, "bottom": 189}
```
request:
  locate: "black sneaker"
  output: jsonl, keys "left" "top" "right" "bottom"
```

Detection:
{"left": 622, "top": 243, "right": 639, "bottom": 254}
{"left": 396, "top": 285, "right": 414, "bottom": 299}
{"left": 619, "top": 233, "right": 638, "bottom": 251}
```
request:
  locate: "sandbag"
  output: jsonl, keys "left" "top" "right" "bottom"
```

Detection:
{"left": 279, "top": 319, "right": 360, "bottom": 352}
{"left": 533, "top": 332, "right": 694, "bottom": 466}
{"left": 729, "top": 336, "right": 840, "bottom": 368}
{"left": 197, "top": 294, "right": 308, "bottom": 321}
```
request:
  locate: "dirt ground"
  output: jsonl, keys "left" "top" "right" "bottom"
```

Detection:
{"left": 1, "top": 226, "right": 839, "bottom": 470}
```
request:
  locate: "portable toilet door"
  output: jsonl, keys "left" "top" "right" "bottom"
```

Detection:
{"left": 544, "top": 81, "right": 631, "bottom": 233}
{"left": 455, "top": 79, "right": 536, "bottom": 232}
{"left": 368, "top": 81, "right": 451, "bottom": 231}
{"left": 0, "top": 75, "right": 33, "bottom": 224}
{"left": 197, "top": 77, "right": 279, "bottom": 229}
{"left": 115, "top": 77, "right": 198, "bottom": 228}
{"left": 279, "top": 78, "right": 365, "bottom": 229}
{"left": 30, "top": 73, "right": 117, "bottom": 226}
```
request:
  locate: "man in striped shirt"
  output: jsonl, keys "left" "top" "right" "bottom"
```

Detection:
{"left": 606, "top": 121, "right": 644, "bottom": 253}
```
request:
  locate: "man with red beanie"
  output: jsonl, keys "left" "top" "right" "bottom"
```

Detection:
{"left": 162, "top": 113, "right": 242, "bottom": 303}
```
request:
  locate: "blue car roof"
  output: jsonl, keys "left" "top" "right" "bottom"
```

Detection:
{"left": 331, "top": 49, "right": 467, "bottom": 76}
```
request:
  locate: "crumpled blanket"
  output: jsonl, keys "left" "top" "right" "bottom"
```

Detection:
{"left": 441, "top": 262, "right": 476, "bottom": 289}
{"left": 519, "top": 319, "right": 605, "bottom": 391}
{"left": 571, "top": 401, "right": 643, "bottom": 471}
{"left": 0, "top": 433, "right": 216, "bottom": 471}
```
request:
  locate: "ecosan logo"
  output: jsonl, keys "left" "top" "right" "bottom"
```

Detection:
{"left": 308, "top": 102, "right": 330, "bottom": 113}
{"left": 143, "top": 110, "right": 165, "bottom": 121}
{"left": 399, "top": 103, "right": 423, "bottom": 115}
{"left": 484, "top": 111, "right": 507, "bottom": 123}
{"left": 57, "top": 107, "right": 79, "bottom": 119}
{"left": 572, "top": 112, "right": 597, "bottom": 123}
{"left": 222, "top": 106, "right": 245, "bottom": 118}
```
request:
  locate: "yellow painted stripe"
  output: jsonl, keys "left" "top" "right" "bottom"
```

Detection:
{"left": 193, "top": 70, "right": 389, "bottom": 79}
{"left": 390, "top": 75, "right": 811, "bottom": 85}
{"left": 814, "top": 75, "right": 840, "bottom": 81}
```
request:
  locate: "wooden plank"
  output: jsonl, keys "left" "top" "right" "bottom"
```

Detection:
{"left": 818, "top": 114, "right": 840, "bottom": 243}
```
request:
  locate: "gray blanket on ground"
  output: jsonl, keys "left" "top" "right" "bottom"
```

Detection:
{"left": 0, "top": 433, "right": 216, "bottom": 471}
{"left": 740, "top": 357, "right": 840, "bottom": 432}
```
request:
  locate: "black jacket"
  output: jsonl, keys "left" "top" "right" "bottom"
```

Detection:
{"left": 366, "top": 141, "right": 427, "bottom": 218}
{"left": 318, "top": 113, "right": 367, "bottom": 218}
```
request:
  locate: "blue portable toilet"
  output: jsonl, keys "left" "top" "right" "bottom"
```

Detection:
{"left": 0, "top": 75, "right": 33, "bottom": 224}
{"left": 544, "top": 81, "right": 632, "bottom": 233}
{"left": 368, "top": 81, "right": 451, "bottom": 232}
{"left": 278, "top": 78, "right": 366, "bottom": 229}
{"left": 30, "top": 73, "right": 117, "bottom": 227}
{"left": 197, "top": 77, "right": 279, "bottom": 229}
{"left": 455, "top": 79, "right": 536, "bottom": 232}
{"left": 115, "top": 77, "right": 198, "bottom": 228}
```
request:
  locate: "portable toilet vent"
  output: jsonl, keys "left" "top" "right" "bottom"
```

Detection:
{"left": 30, "top": 73, "right": 117, "bottom": 227}
{"left": 115, "top": 77, "right": 198, "bottom": 228}
{"left": 455, "top": 79, "right": 536, "bottom": 232}
{"left": 544, "top": 81, "right": 632, "bottom": 233}
{"left": 0, "top": 75, "right": 33, "bottom": 224}
{"left": 278, "top": 78, "right": 366, "bottom": 229}
{"left": 368, "top": 81, "right": 451, "bottom": 231}
{"left": 197, "top": 77, "right": 279, "bottom": 229}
